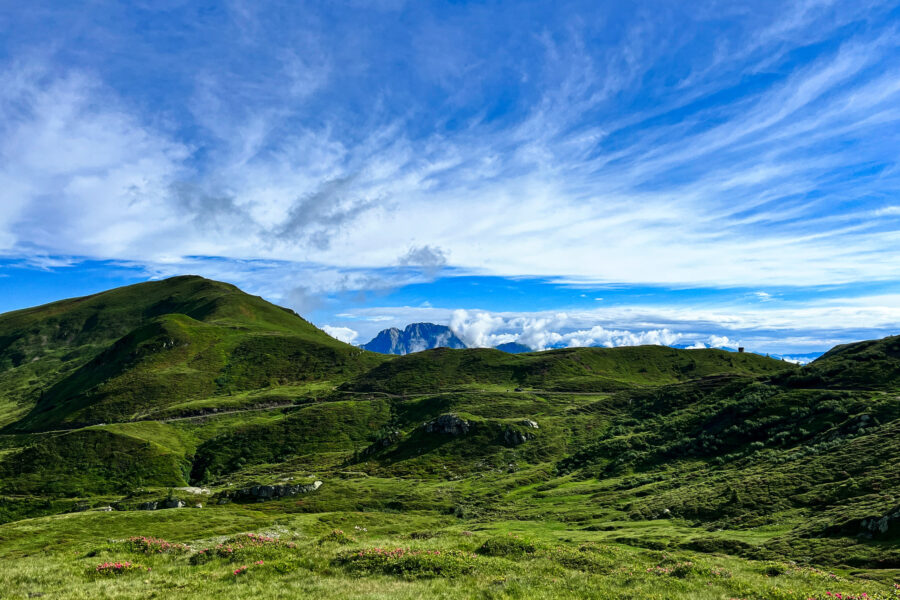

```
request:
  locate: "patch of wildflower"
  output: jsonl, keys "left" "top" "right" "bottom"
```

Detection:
{"left": 790, "top": 565, "right": 844, "bottom": 581}
{"left": 125, "top": 536, "right": 190, "bottom": 554}
{"left": 93, "top": 561, "right": 147, "bottom": 576}
{"left": 354, "top": 525, "right": 368, "bottom": 533}
{"left": 337, "top": 547, "right": 479, "bottom": 578}
{"left": 317, "top": 529, "right": 356, "bottom": 545}
{"left": 189, "top": 533, "right": 296, "bottom": 565}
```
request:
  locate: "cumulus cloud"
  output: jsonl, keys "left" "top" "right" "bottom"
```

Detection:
{"left": 398, "top": 245, "right": 448, "bottom": 275}
{"left": 322, "top": 325, "right": 358, "bottom": 344}
{"left": 450, "top": 309, "right": 683, "bottom": 351}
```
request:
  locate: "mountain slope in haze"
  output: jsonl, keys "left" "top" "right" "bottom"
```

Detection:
{"left": 0, "top": 276, "right": 384, "bottom": 432}
{"left": 360, "top": 322, "right": 467, "bottom": 354}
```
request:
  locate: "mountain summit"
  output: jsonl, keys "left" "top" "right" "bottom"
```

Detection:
{"left": 360, "top": 322, "right": 467, "bottom": 354}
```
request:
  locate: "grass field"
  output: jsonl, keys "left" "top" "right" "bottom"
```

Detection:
{"left": 0, "top": 504, "right": 897, "bottom": 600}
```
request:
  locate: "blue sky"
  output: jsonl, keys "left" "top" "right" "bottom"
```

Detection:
{"left": 1, "top": 1, "right": 899, "bottom": 357}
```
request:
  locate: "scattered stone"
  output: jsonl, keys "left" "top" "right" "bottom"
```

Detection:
{"left": 96, "top": 506, "right": 114, "bottom": 512}
{"left": 520, "top": 419, "right": 539, "bottom": 429}
{"left": 174, "top": 486, "right": 211, "bottom": 495}
{"left": 138, "top": 501, "right": 158, "bottom": 511}
{"left": 163, "top": 498, "right": 185, "bottom": 509}
{"left": 194, "top": 503, "right": 203, "bottom": 509}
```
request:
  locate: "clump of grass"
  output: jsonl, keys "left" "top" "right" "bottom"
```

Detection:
{"left": 336, "top": 547, "right": 479, "bottom": 578}
{"left": 477, "top": 533, "right": 538, "bottom": 557}
{"left": 548, "top": 543, "right": 620, "bottom": 574}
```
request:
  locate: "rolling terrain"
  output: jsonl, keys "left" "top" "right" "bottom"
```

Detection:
{"left": 0, "top": 277, "right": 897, "bottom": 599}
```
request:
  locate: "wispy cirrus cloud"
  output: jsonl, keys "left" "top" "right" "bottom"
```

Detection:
{"left": 0, "top": 1, "right": 898, "bottom": 351}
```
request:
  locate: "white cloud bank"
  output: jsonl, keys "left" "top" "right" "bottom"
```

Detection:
{"left": 335, "top": 297, "right": 899, "bottom": 354}
{"left": 322, "top": 325, "right": 359, "bottom": 344}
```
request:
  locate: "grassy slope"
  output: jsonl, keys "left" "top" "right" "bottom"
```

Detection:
{"left": 0, "top": 506, "right": 896, "bottom": 600}
{"left": 1, "top": 276, "right": 384, "bottom": 431}
{"left": 0, "top": 279, "right": 897, "bottom": 598}
{"left": 343, "top": 344, "right": 791, "bottom": 393}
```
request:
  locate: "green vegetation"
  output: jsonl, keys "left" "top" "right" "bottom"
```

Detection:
{"left": 0, "top": 277, "right": 897, "bottom": 598}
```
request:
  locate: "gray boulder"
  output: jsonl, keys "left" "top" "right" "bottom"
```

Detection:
{"left": 138, "top": 501, "right": 158, "bottom": 511}
{"left": 860, "top": 508, "right": 900, "bottom": 537}
{"left": 423, "top": 414, "right": 470, "bottom": 435}
{"left": 503, "top": 427, "right": 532, "bottom": 446}
{"left": 163, "top": 498, "right": 185, "bottom": 509}
{"left": 225, "top": 480, "right": 323, "bottom": 503}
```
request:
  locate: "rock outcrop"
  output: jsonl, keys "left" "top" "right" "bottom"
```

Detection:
{"left": 423, "top": 414, "right": 470, "bottom": 435}
{"left": 859, "top": 508, "right": 900, "bottom": 538}
{"left": 220, "top": 480, "right": 323, "bottom": 503}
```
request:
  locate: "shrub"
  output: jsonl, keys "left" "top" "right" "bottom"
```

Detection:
{"left": 125, "top": 536, "right": 190, "bottom": 554}
{"left": 550, "top": 545, "right": 616, "bottom": 574}
{"left": 317, "top": 529, "right": 356, "bottom": 545}
{"left": 477, "top": 534, "right": 538, "bottom": 557}
{"left": 189, "top": 533, "right": 296, "bottom": 565}
{"left": 92, "top": 561, "right": 147, "bottom": 576}
{"left": 336, "top": 547, "right": 478, "bottom": 578}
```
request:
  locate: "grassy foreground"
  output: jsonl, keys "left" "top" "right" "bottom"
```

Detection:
{"left": 0, "top": 505, "right": 897, "bottom": 600}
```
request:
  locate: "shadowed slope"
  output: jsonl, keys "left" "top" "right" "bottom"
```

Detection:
{"left": 1, "top": 276, "right": 384, "bottom": 431}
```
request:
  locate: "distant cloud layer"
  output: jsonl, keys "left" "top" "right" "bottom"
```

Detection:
{"left": 0, "top": 1, "right": 898, "bottom": 353}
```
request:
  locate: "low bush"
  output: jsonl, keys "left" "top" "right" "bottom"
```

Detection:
{"left": 189, "top": 533, "right": 297, "bottom": 565}
{"left": 125, "top": 536, "right": 190, "bottom": 554}
{"left": 92, "top": 561, "right": 148, "bottom": 576}
{"left": 336, "top": 547, "right": 479, "bottom": 578}
{"left": 317, "top": 529, "right": 356, "bottom": 545}
{"left": 476, "top": 534, "right": 538, "bottom": 557}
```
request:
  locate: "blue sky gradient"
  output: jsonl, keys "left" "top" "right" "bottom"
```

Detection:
{"left": 1, "top": 1, "right": 898, "bottom": 356}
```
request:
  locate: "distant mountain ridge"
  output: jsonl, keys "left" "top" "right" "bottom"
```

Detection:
{"left": 360, "top": 323, "right": 467, "bottom": 354}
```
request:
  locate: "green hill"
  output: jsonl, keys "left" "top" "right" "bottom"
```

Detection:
{"left": 342, "top": 344, "right": 790, "bottom": 393}
{"left": 0, "top": 277, "right": 897, "bottom": 599}
{"left": 774, "top": 334, "right": 900, "bottom": 391}
{"left": 0, "top": 276, "right": 383, "bottom": 431}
